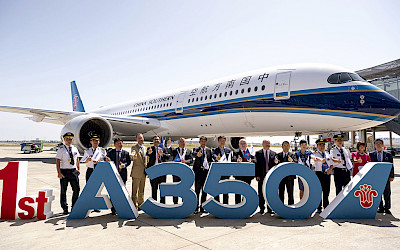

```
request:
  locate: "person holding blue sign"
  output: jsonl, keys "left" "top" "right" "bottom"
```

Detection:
{"left": 56, "top": 132, "right": 81, "bottom": 215}
{"left": 146, "top": 136, "right": 170, "bottom": 204}
{"left": 232, "top": 138, "right": 255, "bottom": 204}
{"left": 82, "top": 135, "right": 110, "bottom": 183}
{"left": 330, "top": 134, "right": 353, "bottom": 195}
{"left": 255, "top": 139, "right": 276, "bottom": 214}
{"left": 130, "top": 133, "right": 148, "bottom": 210}
{"left": 313, "top": 139, "right": 332, "bottom": 213}
{"left": 274, "top": 141, "right": 297, "bottom": 205}
{"left": 370, "top": 138, "right": 394, "bottom": 215}
{"left": 172, "top": 138, "right": 193, "bottom": 204}
{"left": 212, "top": 136, "right": 232, "bottom": 204}
{"left": 295, "top": 140, "right": 325, "bottom": 200}
{"left": 193, "top": 136, "right": 214, "bottom": 214}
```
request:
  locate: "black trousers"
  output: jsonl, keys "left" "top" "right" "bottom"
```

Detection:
{"left": 334, "top": 168, "right": 351, "bottom": 195}
{"left": 85, "top": 167, "right": 94, "bottom": 182}
{"left": 316, "top": 171, "right": 331, "bottom": 210}
{"left": 151, "top": 176, "right": 167, "bottom": 204}
{"left": 118, "top": 167, "right": 127, "bottom": 184}
{"left": 173, "top": 175, "right": 181, "bottom": 204}
{"left": 279, "top": 176, "right": 295, "bottom": 205}
{"left": 214, "top": 176, "right": 229, "bottom": 204}
{"left": 258, "top": 176, "right": 272, "bottom": 212}
{"left": 235, "top": 177, "right": 252, "bottom": 204}
{"left": 195, "top": 169, "right": 209, "bottom": 209}
{"left": 60, "top": 169, "right": 80, "bottom": 210}
{"left": 379, "top": 179, "right": 391, "bottom": 210}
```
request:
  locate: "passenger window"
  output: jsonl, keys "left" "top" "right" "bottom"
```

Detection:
{"left": 254, "top": 86, "right": 258, "bottom": 92}
{"left": 235, "top": 89, "right": 239, "bottom": 95}
{"left": 241, "top": 89, "right": 245, "bottom": 94}
{"left": 247, "top": 87, "right": 251, "bottom": 93}
{"left": 224, "top": 92, "right": 227, "bottom": 97}
{"left": 261, "top": 85, "right": 265, "bottom": 91}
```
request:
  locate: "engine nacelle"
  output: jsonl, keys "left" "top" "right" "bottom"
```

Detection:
{"left": 204, "top": 136, "right": 244, "bottom": 150}
{"left": 61, "top": 115, "right": 113, "bottom": 152}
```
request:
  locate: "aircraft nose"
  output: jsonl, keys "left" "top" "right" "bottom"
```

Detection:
{"left": 382, "top": 92, "right": 400, "bottom": 117}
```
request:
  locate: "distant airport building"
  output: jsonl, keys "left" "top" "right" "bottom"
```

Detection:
{"left": 356, "top": 58, "right": 400, "bottom": 147}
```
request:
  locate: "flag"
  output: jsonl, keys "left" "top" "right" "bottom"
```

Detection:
{"left": 174, "top": 153, "right": 181, "bottom": 162}
{"left": 203, "top": 156, "right": 209, "bottom": 169}
{"left": 219, "top": 152, "right": 227, "bottom": 162}
{"left": 243, "top": 148, "right": 251, "bottom": 161}
{"left": 250, "top": 143, "right": 255, "bottom": 155}
{"left": 159, "top": 138, "right": 165, "bottom": 149}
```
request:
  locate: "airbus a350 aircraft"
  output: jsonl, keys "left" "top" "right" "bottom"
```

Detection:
{"left": 1, "top": 63, "right": 400, "bottom": 151}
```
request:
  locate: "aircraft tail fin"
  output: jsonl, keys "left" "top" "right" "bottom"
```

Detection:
{"left": 70, "top": 81, "right": 85, "bottom": 112}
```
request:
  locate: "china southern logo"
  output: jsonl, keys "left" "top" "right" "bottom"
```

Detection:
{"left": 73, "top": 94, "right": 79, "bottom": 110}
{"left": 354, "top": 184, "right": 378, "bottom": 208}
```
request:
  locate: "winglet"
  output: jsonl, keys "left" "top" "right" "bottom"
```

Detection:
{"left": 70, "top": 81, "right": 85, "bottom": 112}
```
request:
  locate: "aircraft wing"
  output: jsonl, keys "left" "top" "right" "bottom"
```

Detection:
{"left": 0, "top": 105, "right": 77, "bottom": 125}
{"left": 0, "top": 105, "right": 163, "bottom": 133}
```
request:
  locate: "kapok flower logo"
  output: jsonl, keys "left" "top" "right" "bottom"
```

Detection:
{"left": 354, "top": 184, "right": 378, "bottom": 208}
{"left": 73, "top": 94, "right": 79, "bottom": 110}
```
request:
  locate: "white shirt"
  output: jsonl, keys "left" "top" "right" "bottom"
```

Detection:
{"left": 313, "top": 150, "right": 332, "bottom": 172}
{"left": 82, "top": 147, "right": 107, "bottom": 168}
{"left": 330, "top": 146, "right": 353, "bottom": 170}
{"left": 56, "top": 145, "right": 80, "bottom": 169}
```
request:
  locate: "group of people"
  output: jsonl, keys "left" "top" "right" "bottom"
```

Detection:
{"left": 56, "top": 132, "right": 395, "bottom": 216}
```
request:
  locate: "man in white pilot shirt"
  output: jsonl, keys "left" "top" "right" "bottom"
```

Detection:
{"left": 313, "top": 139, "right": 333, "bottom": 213}
{"left": 330, "top": 134, "right": 353, "bottom": 195}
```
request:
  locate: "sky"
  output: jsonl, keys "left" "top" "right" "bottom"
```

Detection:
{"left": 0, "top": 0, "right": 399, "bottom": 142}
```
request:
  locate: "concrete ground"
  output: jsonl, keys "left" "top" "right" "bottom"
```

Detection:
{"left": 0, "top": 146, "right": 399, "bottom": 250}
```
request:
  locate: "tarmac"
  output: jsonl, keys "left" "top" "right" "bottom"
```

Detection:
{"left": 0, "top": 146, "right": 399, "bottom": 250}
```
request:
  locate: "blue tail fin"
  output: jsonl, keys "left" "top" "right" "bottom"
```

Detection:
{"left": 70, "top": 81, "right": 85, "bottom": 112}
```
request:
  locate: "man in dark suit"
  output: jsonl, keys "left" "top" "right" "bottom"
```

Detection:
{"left": 107, "top": 138, "right": 131, "bottom": 215}
{"left": 146, "top": 136, "right": 170, "bottom": 204}
{"left": 369, "top": 138, "right": 395, "bottom": 214}
{"left": 192, "top": 136, "right": 213, "bottom": 213}
{"left": 232, "top": 138, "right": 255, "bottom": 204}
{"left": 212, "top": 136, "right": 232, "bottom": 204}
{"left": 172, "top": 137, "right": 193, "bottom": 204}
{"left": 274, "top": 141, "right": 297, "bottom": 205}
{"left": 164, "top": 138, "right": 174, "bottom": 161}
{"left": 107, "top": 138, "right": 131, "bottom": 185}
{"left": 255, "top": 139, "right": 277, "bottom": 214}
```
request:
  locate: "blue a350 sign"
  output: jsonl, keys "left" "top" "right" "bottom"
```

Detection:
{"left": 68, "top": 161, "right": 392, "bottom": 220}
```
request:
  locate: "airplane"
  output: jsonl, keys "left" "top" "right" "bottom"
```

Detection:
{"left": 1, "top": 63, "right": 400, "bottom": 152}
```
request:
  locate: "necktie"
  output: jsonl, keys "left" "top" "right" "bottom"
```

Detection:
{"left": 116, "top": 151, "right": 121, "bottom": 167}
{"left": 265, "top": 150, "right": 269, "bottom": 171}
{"left": 157, "top": 148, "right": 161, "bottom": 163}
{"left": 378, "top": 151, "right": 382, "bottom": 162}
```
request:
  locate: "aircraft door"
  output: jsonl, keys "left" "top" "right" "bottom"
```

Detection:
{"left": 274, "top": 72, "right": 291, "bottom": 100}
{"left": 174, "top": 92, "right": 186, "bottom": 113}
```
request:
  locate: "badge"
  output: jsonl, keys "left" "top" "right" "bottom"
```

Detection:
{"left": 68, "top": 158, "right": 72, "bottom": 163}
{"left": 341, "top": 160, "right": 345, "bottom": 165}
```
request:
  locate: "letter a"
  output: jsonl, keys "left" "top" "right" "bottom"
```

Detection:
{"left": 320, "top": 162, "right": 392, "bottom": 219}
{"left": 68, "top": 162, "right": 138, "bottom": 219}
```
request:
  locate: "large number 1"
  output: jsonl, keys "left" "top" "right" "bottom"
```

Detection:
{"left": 202, "top": 162, "right": 258, "bottom": 219}
{"left": 0, "top": 162, "right": 28, "bottom": 219}
{"left": 140, "top": 162, "right": 197, "bottom": 219}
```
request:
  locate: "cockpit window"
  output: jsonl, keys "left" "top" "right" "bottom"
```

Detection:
{"left": 327, "top": 73, "right": 339, "bottom": 84}
{"left": 340, "top": 72, "right": 352, "bottom": 83}
{"left": 349, "top": 73, "right": 366, "bottom": 82}
{"left": 327, "top": 72, "right": 366, "bottom": 84}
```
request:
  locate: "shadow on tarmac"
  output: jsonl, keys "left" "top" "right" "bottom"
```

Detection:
{"left": 1, "top": 211, "right": 398, "bottom": 230}
{"left": 0, "top": 157, "right": 56, "bottom": 164}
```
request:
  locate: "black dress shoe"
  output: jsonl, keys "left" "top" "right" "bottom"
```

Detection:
{"left": 377, "top": 208, "right": 384, "bottom": 213}
{"left": 267, "top": 210, "right": 275, "bottom": 214}
{"left": 200, "top": 207, "right": 205, "bottom": 213}
{"left": 111, "top": 210, "right": 117, "bottom": 215}
{"left": 259, "top": 209, "right": 265, "bottom": 214}
{"left": 385, "top": 209, "right": 392, "bottom": 215}
{"left": 316, "top": 209, "right": 322, "bottom": 213}
{"left": 194, "top": 209, "right": 199, "bottom": 214}
{"left": 63, "top": 209, "right": 69, "bottom": 215}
